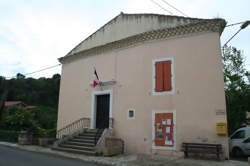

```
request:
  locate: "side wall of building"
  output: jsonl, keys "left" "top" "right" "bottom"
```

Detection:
{"left": 57, "top": 32, "right": 228, "bottom": 157}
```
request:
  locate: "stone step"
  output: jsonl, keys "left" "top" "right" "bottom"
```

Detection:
{"left": 71, "top": 138, "right": 96, "bottom": 144}
{"left": 52, "top": 129, "right": 104, "bottom": 156}
{"left": 60, "top": 144, "right": 94, "bottom": 151}
{"left": 65, "top": 141, "right": 95, "bottom": 147}
{"left": 75, "top": 135, "right": 101, "bottom": 140}
{"left": 52, "top": 147, "right": 96, "bottom": 155}
{"left": 84, "top": 129, "right": 104, "bottom": 133}
{"left": 79, "top": 133, "right": 102, "bottom": 137}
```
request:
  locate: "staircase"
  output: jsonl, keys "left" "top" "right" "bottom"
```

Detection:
{"left": 53, "top": 129, "right": 104, "bottom": 155}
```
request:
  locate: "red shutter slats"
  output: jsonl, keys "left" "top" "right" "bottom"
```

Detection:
{"left": 155, "top": 60, "right": 172, "bottom": 92}
{"left": 155, "top": 61, "right": 164, "bottom": 92}
{"left": 163, "top": 61, "right": 172, "bottom": 91}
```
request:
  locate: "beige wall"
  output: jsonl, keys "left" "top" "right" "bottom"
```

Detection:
{"left": 70, "top": 13, "right": 201, "bottom": 56}
{"left": 57, "top": 32, "right": 228, "bottom": 157}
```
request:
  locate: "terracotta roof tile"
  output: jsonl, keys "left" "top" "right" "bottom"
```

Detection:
{"left": 4, "top": 101, "right": 26, "bottom": 107}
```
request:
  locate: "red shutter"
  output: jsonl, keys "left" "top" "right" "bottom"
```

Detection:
{"left": 155, "top": 62, "right": 164, "bottom": 92}
{"left": 163, "top": 61, "right": 172, "bottom": 91}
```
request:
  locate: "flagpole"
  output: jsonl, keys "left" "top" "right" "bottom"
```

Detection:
{"left": 93, "top": 67, "right": 103, "bottom": 91}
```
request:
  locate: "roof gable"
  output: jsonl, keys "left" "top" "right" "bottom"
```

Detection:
{"left": 66, "top": 13, "right": 208, "bottom": 56}
{"left": 60, "top": 13, "right": 226, "bottom": 63}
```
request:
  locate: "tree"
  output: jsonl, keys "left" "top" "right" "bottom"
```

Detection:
{"left": 0, "top": 106, "right": 57, "bottom": 137}
{"left": 0, "top": 76, "right": 8, "bottom": 119}
{"left": 16, "top": 73, "right": 25, "bottom": 79}
{"left": 0, "top": 108, "right": 39, "bottom": 131}
{"left": 5, "top": 73, "right": 60, "bottom": 107}
{"left": 223, "top": 46, "right": 250, "bottom": 134}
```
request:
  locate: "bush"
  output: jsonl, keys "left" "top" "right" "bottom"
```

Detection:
{"left": 0, "top": 130, "right": 19, "bottom": 142}
{"left": 32, "top": 106, "right": 58, "bottom": 129}
{"left": 0, "top": 106, "right": 57, "bottom": 139}
{"left": 0, "top": 108, "right": 39, "bottom": 131}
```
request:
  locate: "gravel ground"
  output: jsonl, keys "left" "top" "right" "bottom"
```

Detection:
{"left": 0, "top": 142, "right": 248, "bottom": 166}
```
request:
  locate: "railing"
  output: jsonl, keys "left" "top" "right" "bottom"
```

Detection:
{"left": 94, "top": 118, "right": 114, "bottom": 145}
{"left": 56, "top": 117, "right": 90, "bottom": 139}
{"left": 109, "top": 118, "right": 114, "bottom": 129}
{"left": 94, "top": 128, "right": 103, "bottom": 145}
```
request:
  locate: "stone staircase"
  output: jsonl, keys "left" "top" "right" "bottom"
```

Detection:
{"left": 52, "top": 129, "right": 104, "bottom": 155}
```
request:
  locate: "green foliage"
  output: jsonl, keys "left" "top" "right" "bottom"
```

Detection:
{"left": 16, "top": 73, "right": 25, "bottom": 79}
{"left": 0, "top": 130, "right": 19, "bottom": 142}
{"left": 0, "top": 106, "right": 57, "bottom": 138}
{"left": 0, "top": 108, "right": 39, "bottom": 131}
{"left": 37, "top": 127, "right": 49, "bottom": 138}
{"left": 6, "top": 74, "right": 60, "bottom": 108}
{"left": 0, "top": 74, "right": 60, "bottom": 140}
{"left": 32, "top": 106, "right": 58, "bottom": 129}
{"left": 0, "top": 76, "right": 6, "bottom": 95}
{"left": 223, "top": 46, "right": 250, "bottom": 134}
{"left": 223, "top": 46, "right": 247, "bottom": 89}
{"left": 0, "top": 77, "right": 8, "bottom": 116}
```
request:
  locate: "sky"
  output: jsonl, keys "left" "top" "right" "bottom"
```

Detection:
{"left": 0, "top": 0, "right": 249, "bottom": 78}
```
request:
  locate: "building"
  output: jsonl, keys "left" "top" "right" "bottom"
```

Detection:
{"left": 56, "top": 13, "right": 229, "bottom": 157}
{"left": 4, "top": 101, "right": 26, "bottom": 109}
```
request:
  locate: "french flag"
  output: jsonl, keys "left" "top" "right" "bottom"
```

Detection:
{"left": 93, "top": 69, "right": 100, "bottom": 87}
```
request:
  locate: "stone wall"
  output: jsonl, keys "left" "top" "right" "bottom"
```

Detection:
{"left": 101, "top": 137, "right": 124, "bottom": 156}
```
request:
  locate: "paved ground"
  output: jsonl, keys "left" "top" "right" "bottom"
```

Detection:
{"left": 0, "top": 142, "right": 248, "bottom": 166}
{"left": 128, "top": 155, "right": 249, "bottom": 166}
{"left": 0, "top": 145, "right": 100, "bottom": 166}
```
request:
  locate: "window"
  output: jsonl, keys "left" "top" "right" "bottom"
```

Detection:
{"left": 231, "top": 130, "right": 245, "bottom": 139}
{"left": 243, "top": 137, "right": 250, "bottom": 143}
{"left": 128, "top": 109, "right": 135, "bottom": 119}
{"left": 153, "top": 58, "right": 174, "bottom": 94}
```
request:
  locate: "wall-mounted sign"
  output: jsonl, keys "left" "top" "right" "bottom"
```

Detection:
{"left": 216, "top": 122, "right": 227, "bottom": 135}
{"left": 154, "top": 113, "right": 174, "bottom": 147}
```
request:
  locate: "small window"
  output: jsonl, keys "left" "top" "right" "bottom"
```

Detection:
{"left": 128, "top": 109, "right": 135, "bottom": 119}
{"left": 231, "top": 130, "right": 245, "bottom": 139}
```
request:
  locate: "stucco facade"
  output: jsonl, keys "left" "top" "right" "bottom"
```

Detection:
{"left": 57, "top": 13, "right": 228, "bottom": 158}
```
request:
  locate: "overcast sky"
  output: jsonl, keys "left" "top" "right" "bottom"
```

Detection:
{"left": 0, "top": 0, "right": 249, "bottom": 78}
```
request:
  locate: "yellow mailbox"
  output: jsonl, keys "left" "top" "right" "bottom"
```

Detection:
{"left": 216, "top": 122, "right": 227, "bottom": 135}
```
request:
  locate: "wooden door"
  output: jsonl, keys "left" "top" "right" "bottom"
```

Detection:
{"left": 96, "top": 94, "right": 110, "bottom": 129}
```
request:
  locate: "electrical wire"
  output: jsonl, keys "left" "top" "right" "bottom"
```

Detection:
{"left": 1, "top": 19, "right": 247, "bottom": 80}
{"left": 161, "top": 0, "right": 188, "bottom": 17}
{"left": 5, "top": 64, "right": 61, "bottom": 79}
{"left": 226, "top": 21, "right": 245, "bottom": 27}
{"left": 150, "top": 0, "right": 173, "bottom": 15}
{"left": 223, "top": 21, "right": 250, "bottom": 47}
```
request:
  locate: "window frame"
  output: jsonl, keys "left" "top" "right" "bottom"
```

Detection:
{"left": 152, "top": 57, "right": 175, "bottom": 95}
{"left": 152, "top": 110, "right": 176, "bottom": 150}
{"left": 243, "top": 137, "right": 250, "bottom": 143}
{"left": 231, "top": 130, "right": 245, "bottom": 139}
{"left": 127, "top": 109, "right": 135, "bottom": 120}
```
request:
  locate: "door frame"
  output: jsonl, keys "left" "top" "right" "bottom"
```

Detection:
{"left": 91, "top": 90, "right": 113, "bottom": 129}
{"left": 152, "top": 110, "right": 176, "bottom": 150}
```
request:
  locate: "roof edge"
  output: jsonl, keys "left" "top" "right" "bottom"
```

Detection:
{"left": 63, "top": 13, "right": 219, "bottom": 58}
{"left": 64, "top": 13, "right": 123, "bottom": 58}
{"left": 59, "top": 18, "right": 226, "bottom": 63}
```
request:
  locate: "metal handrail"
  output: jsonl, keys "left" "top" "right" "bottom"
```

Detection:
{"left": 109, "top": 118, "right": 114, "bottom": 129}
{"left": 94, "top": 128, "right": 103, "bottom": 145}
{"left": 94, "top": 118, "right": 114, "bottom": 145}
{"left": 56, "top": 117, "right": 90, "bottom": 139}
